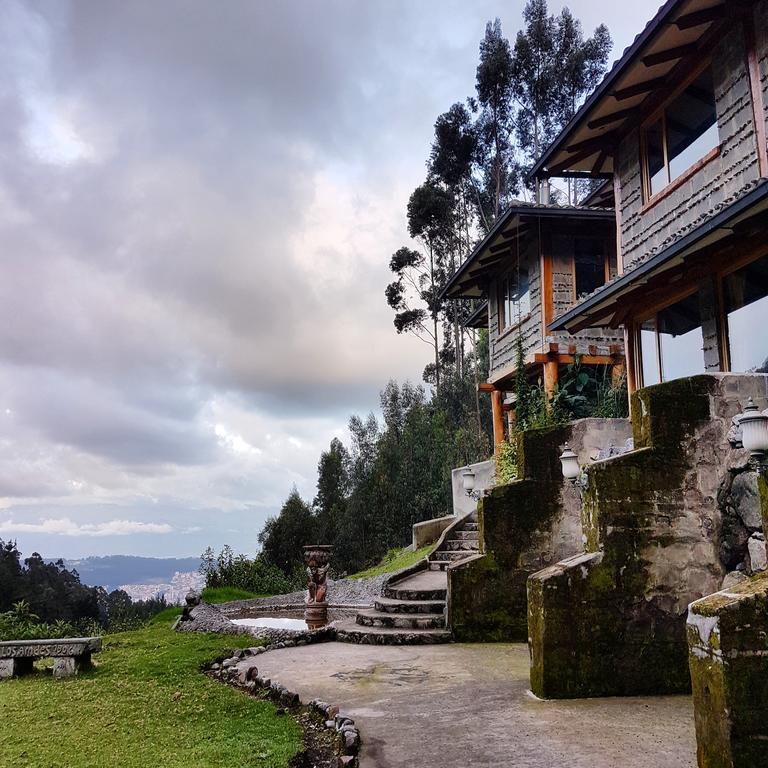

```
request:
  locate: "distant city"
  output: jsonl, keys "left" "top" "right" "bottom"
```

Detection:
{"left": 118, "top": 571, "right": 205, "bottom": 604}
{"left": 53, "top": 555, "right": 205, "bottom": 603}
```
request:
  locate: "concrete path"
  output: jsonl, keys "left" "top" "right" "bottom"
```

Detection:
{"left": 256, "top": 642, "right": 696, "bottom": 768}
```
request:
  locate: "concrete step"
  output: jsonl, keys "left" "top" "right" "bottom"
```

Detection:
{"left": 384, "top": 570, "right": 447, "bottom": 601}
{"left": 428, "top": 562, "right": 448, "bottom": 571}
{"left": 335, "top": 620, "right": 452, "bottom": 645}
{"left": 374, "top": 597, "right": 446, "bottom": 614}
{"left": 385, "top": 583, "right": 447, "bottom": 599}
{"left": 454, "top": 530, "right": 479, "bottom": 541}
{"left": 443, "top": 539, "right": 480, "bottom": 551}
{"left": 356, "top": 610, "right": 445, "bottom": 630}
{"left": 431, "top": 550, "right": 470, "bottom": 561}
{"left": 463, "top": 522, "right": 479, "bottom": 532}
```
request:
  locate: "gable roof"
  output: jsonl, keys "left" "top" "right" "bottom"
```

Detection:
{"left": 526, "top": 0, "right": 731, "bottom": 182}
{"left": 441, "top": 202, "right": 614, "bottom": 300}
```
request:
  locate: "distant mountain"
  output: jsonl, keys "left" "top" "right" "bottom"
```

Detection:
{"left": 52, "top": 555, "right": 202, "bottom": 592}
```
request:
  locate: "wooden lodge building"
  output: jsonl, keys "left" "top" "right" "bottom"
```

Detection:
{"left": 530, "top": 0, "right": 768, "bottom": 396}
{"left": 441, "top": 202, "right": 626, "bottom": 447}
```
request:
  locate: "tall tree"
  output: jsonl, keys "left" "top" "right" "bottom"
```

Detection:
{"left": 313, "top": 437, "right": 350, "bottom": 544}
{"left": 474, "top": 19, "right": 518, "bottom": 225}
{"left": 258, "top": 488, "right": 314, "bottom": 575}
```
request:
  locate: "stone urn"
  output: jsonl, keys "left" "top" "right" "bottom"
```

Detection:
{"left": 303, "top": 544, "right": 333, "bottom": 628}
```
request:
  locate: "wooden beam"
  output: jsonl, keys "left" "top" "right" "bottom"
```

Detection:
{"left": 592, "top": 149, "right": 609, "bottom": 177}
{"left": 642, "top": 43, "right": 699, "bottom": 68}
{"left": 491, "top": 390, "right": 505, "bottom": 450}
{"left": 534, "top": 353, "right": 617, "bottom": 366}
{"left": 547, "top": 148, "right": 600, "bottom": 174}
{"left": 543, "top": 361, "right": 559, "bottom": 404}
{"left": 612, "top": 76, "right": 669, "bottom": 102}
{"left": 478, "top": 382, "right": 496, "bottom": 393}
{"left": 674, "top": 6, "right": 725, "bottom": 30}
{"left": 587, "top": 108, "right": 638, "bottom": 130}
{"left": 565, "top": 133, "right": 618, "bottom": 155}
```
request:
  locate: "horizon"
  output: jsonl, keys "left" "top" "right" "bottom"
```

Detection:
{"left": 0, "top": 0, "right": 655, "bottom": 560}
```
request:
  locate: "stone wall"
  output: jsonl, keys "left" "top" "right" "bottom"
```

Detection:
{"left": 528, "top": 374, "right": 768, "bottom": 699}
{"left": 448, "top": 418, "right": 631, "bottom": 642}
{"left": 617, "top": 22, "right": 762, "bottom": 273}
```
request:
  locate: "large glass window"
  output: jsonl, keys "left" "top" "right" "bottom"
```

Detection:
{"left": 498, "top": 268, "right": 531, "bottom": 331}
{"left": 574, "top": 238, "right": 607, "bottom": 300}
{"left": 640, "top": 319, "right": 660, "bottom": 386}
{"left": 642, "top": 67, "right": 719, "bottom": 200}
{"left": 657, "top": 292, "right": 705, "bottom": 381}
{"left": 639, "top": 293, "right": 705, "bottom": 385}
{"left": 724, "top": 253, "right": 768, "bottom": 373}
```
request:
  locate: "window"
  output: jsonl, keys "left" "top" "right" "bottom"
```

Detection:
{"left": 642, "top": 66, "right": 719, "bottom": 200}
{"left": 639, "top": 292, "right": 705, "bottom": 385}
{"left": 723, "top": 253, "right": 768, "bottom": 373}
{"left": 574, "top": 238, "right": 607, "bottom": 300}
{"left": 498, "top": 268, "right": 531, "bottom": 331}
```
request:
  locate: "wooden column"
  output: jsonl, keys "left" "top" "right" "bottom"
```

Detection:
{"left": 624, "top": 324, "right": 637, "bottom": 397}
{"left": 543, "top": 361, "right": 559, "bottom": 403}
{"left": 491, "top": 390, "right": 505, "bottom": 450}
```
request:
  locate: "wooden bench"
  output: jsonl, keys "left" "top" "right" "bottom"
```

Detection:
{"left": 0, "top": 637, "right": 102, "bottom": 679}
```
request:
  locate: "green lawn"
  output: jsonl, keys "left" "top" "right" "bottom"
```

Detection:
{"left": 202, "top": 586, "right": 263, "bottom": 603}
{"left": 349, "top": 544, "right": 433, "bottom": 579}
{"left": 0, "top": 616, "right": 302, "bottom": 768}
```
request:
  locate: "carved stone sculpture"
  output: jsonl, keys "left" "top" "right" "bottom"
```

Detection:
{"left": 303, "top": 545, "right": 333, "bottom": 628}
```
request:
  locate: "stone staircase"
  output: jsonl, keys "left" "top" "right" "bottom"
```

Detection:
{"left": 427, "top": 511, "right": 480, "bottom": 571}
{"left": 335, "top": 512, "right": 481, "bottom": 645}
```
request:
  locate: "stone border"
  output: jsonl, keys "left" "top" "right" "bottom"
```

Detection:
{"left": 208, "top": 645, "right": 360, "bottom": 767}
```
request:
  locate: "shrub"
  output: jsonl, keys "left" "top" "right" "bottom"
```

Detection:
{"left": 200, "top": 546, "right": 304, "bottom": 596}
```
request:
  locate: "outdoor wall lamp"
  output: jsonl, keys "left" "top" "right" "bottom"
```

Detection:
{"left": 461, "top": 466, "right": 482, "bottom": 500}
{"left": 560, "top": 444, "right": 588, "bottom": 490}
{"left": 738, "top": 398, "right": 768, "bottom": 467}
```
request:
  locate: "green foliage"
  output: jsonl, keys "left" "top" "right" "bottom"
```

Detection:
{"left": 0, "top": 621, "right": 301, "bottom": 768}
{"left": 495, "top": 439, "right": 518, "bottom": 485}
{"left": 0, "top": 601, "right": 82, "bottom": 642}
{"left": 0, "top": 540, "right": 168, "bottom": 635}
{"left": 200, "top": 545, "right": 302, "bottom": 595}
{"left": 349, "top": 545, "right": 434, "bottom": 580}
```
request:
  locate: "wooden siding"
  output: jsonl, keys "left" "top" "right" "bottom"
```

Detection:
{"left": 757, "top": 1, "right": 768, "bottom": 164}
{"left": 617, "top": 22, "right": 763, "bottom": 273}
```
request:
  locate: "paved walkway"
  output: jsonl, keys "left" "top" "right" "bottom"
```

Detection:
{"left": 255, "top": 642, "right": 696, "bottom": 768}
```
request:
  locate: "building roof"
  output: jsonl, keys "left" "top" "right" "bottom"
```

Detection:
{"left": 440, "top": 202, "right": 615, "bottom": 300}
{"left": 526, "top": 0, "right": 732, "bottom": 182}
{"left": 463, "top": 301, "right": 488, "bottom": 329}
{"left": 549, "top": 179, "right": 768, "bottom": 332}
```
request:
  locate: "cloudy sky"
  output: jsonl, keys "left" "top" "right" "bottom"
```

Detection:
{"left": 0, "top": 0, "right": 654, "bottom": 560}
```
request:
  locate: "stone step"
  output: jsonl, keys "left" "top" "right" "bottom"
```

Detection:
{"left": 443, "top": 539, "right": 480, "bottom": 551}
{"left": 355, "top": 610, "right": 445, "bottom": 630}
{"left": 428, "top": 562, "right": 448, "bottom": 571}
{"left": 454, "top": 530, "right": 479, "bottom": 541}
{"left": 463, "top": 522, "right": 479, "bottom": 531}
{"left": 384, "top": 583, "right": 447, "bottom": 600}
{"left": 374, "top": 597, "right": 446, "bottom": 614}
{"left": 431, "top": 550, "right": 470, "bottom": 561}
{"left": 467, "top": 511, "right": 478, "bottom": 522}
{"left": 335, "top": 620, "right": 452, "bottom": 645}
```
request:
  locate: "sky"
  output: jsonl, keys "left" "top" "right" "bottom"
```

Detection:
{"left": 0, "top": 0, "right": 657, "bottom": 560}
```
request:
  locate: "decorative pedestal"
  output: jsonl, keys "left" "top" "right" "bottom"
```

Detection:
{"left": 303, "top": 545, "right": 333, "bottom": 629}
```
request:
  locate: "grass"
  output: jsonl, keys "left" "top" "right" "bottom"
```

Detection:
{"left": 0, "top": 617, "right": 302, "bottom": 768}
{"left": 202, "top": 586, "right": 263, "bottom": 603}
{"left": 349, "top": 544, "right": 433, "bottom": 579}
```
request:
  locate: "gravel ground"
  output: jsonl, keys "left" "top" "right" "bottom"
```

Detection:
{"left": 217, "top": 574, "right": 390, "bottom": 615}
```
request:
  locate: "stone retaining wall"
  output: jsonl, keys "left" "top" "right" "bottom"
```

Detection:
{"left": 448, "top": 418, "right": 631, "bottom": 642}
{"left": 528, "top": 374, "right": 768, "bottom": 699}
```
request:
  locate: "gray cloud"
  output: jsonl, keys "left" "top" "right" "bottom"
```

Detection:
{"left": 0, "top": 0, "right": 650, "bottom": 558}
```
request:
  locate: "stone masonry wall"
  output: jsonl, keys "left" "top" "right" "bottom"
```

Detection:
{"left": 617, "top": 22, "right": 761, "bottom": 273}
{"left": 528, "top": 374, "right": 768, "bottom": 699}
{"left": 448, "top": 418, "right": 631, "bottom": 642}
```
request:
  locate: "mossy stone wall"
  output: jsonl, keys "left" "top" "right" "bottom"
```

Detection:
{"left": 449, "top": 418, "right": 631, "bottom": 642}
{"left": 529, "top": 375, "right": 768, "bottom": 699}
{"left": 688, "top": 565, "right": 768, "bottom": 768}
